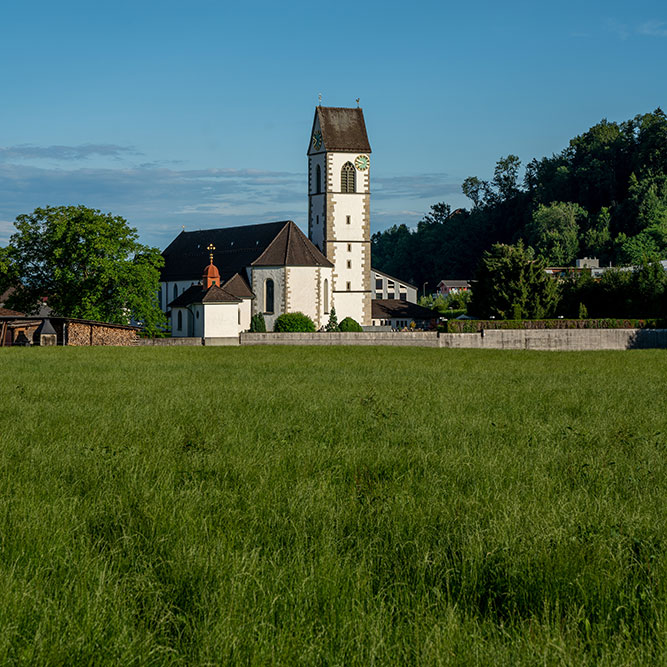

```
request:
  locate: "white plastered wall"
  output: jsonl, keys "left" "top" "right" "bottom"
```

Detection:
{"left": 251, "top": 266, "right": 285, "bottom": 331}
{"left": 203, "top": 302, "right": 241, "bottom": 338}
{"left": 285, "top": 266, "right": 333, "bottom": 328}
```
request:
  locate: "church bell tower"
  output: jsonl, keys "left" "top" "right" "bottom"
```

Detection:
{"left": 308, "top": 106, "right": 372, "bottom": 326}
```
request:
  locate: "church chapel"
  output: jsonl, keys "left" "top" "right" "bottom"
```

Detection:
{"left": 160, "top": 106, "right": 374, "bottom": 337}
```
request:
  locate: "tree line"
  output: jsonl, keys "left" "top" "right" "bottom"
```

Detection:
{"left": 372, "top": 109, "right": 667, "bottom": 291}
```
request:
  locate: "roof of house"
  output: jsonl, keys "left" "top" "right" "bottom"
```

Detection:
{"left": 0, "top": 307, "right": 25, "bottom": 317}
{"left": 371, "top": 299, "right": 438, "bottom": 321}
{"left": 371, "top": 267, "right": 417, "bottom": 289}
{"left": 0, "top": 287, "right": 15, "bottom": 306}
{"left": 161, "top": 220, "right": 331, "bottom": 282}
{"left": 437, "top": 280, "right": 470, "bottom": 288}
{"left": 251, "top": 221, "right": 333, "bottom": 267}
{"left": 222, "top": 272, "right": 254, "bottom": 299}
{"left": 169, "top": 284, "right": 242, "bottom": 308}
{"left": 313, "top": 107, "right": 371, "bottom": 153}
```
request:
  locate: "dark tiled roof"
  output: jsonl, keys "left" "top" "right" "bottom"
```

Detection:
{"left": 161, "top": 221, "right": 289, "bottom": 282}
{"left": 251, "top": 221, "right": 333, "bottom": 267}
{"left": 438, "top": 280, "right": 470, "bottom": 288}
{"left": 168, "top": 284, "right": 241, "bottom": 308}
{"left": 222, "top": 272, "right": 254, "bottom": 299}
{"left": 314, "top": 107, "right": 371, "bottom": 153}
{"left": 372, "top": 299, "right": 438, "bottom": 320}
{"left": 371, "top": 267, "right": 417, "bottom": 289}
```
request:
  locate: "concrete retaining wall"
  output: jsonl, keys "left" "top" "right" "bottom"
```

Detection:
{"left": 440, "top": 328, "right": 667, "bottom": 350}
{"left": 135, "top": 337, "right": 203, "bottom": 346}
{"left": 241, "top": 331, "right": 440, "bottom": 347}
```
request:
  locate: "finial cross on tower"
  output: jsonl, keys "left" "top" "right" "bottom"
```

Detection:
{"left": 207, "top": 243, "right": 216, "bottom": 264}
{"left": 318, "top": 93, "right": 322, "bottom": 106}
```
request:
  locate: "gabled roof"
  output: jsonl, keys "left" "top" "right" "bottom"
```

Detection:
{"left": 372, "top": 299, "right": 438, "bottom": 320}
{"left": 222, "top": 272, "right": 254, "bottom": 299}
{"left": 168, "top": 284, "right": 241, "bottom": 308}
{"left": 0, "top": 307, "right": 24, "bottom": 317}
{"left": 312, "top": 107, "right": 371, "bottom": 153}
{"left": 251, "top": 221, "right": 333, "bottom": 267}
{"left": 161, "top": 221, "right": 289, "bottom": 282}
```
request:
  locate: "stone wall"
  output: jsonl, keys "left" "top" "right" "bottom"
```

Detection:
{"left": 135, "top": 337, "right": 202, "bottom": 346}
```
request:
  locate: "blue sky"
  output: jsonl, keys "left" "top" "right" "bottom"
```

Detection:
{"left": 0, "top": 0, "right": 665, "bottom": 248}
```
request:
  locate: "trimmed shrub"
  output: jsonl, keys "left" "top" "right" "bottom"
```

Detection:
{"left": 339, "top": 316, "right": 363, "bottom": 332}
{"left": 274, "top": 312, "right": 316, "bottom": 332}
{"left": 250, "top": 313, "right": 266, "bottom": 333}
{"left": 446, "top": 318, "right": 665, "bottom": 334}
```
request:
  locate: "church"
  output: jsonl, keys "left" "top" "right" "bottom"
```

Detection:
{"left": 159, "top": 106, "right": 419, "bottom": 338}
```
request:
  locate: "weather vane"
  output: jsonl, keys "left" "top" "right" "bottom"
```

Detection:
{"left": 356, "top": 97, "right": 360, "bottom": 107}
{"left": 318, "top": 93, "right": 322, "bottom": 106}
{"left": 207, "top": 243, "right": 216, "bottom": 264}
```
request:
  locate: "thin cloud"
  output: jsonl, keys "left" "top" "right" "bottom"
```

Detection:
{"left": 0, "top": 144, "right": 142, "bottom": 162}
{"left": 637, "top": 20, "right": 667, "bottom": 37}
{"left": 374, "top": 174, "right": 461, "bottom": 200}
{"left": 604, "top": 19, "right": 629, "bottom": 40}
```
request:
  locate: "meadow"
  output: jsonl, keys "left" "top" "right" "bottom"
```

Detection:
{"left": 0, "top": 346, "right": 665, "bottom": 665}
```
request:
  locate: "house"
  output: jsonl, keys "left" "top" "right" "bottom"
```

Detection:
{"left": 436, "top": 280, "right": 470, "bottom": 297}
{"left": 371, "top": 299, "right": 438, "bottom": 329}
{"left": 371, "top": 269, "right": 418, "bottom": 302}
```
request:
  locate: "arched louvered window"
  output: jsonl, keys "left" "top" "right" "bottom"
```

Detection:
{"left": 323, "top": 278, "right": 329, "bottom": 314}
{"left": 315, "top": 164, "right": 321, "bottom": 194}
{"left": 265, "top": 278, "right": 274, "bottom": 313}
{"left": 177, "top": 310, "right": 183, "bottom": 331}
{"left": 341, "top": 162, "right": 355, "bottom": 193}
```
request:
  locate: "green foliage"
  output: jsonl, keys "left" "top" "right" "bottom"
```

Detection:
{"left": 470, "top": 241, "right": 560, "bottom": 319}
{"left": 338, "top": 316, "right": 363, "bottom": 332}
{"left": 525, "top": 201, "right": 587, "bottom": 266}
{"left": 0, "top": 346, "right": 664, "bottom": 664}
{"left": 372, "top": 109, "right": 667, "bottom": 295}
{"left": 2, "top": 205, "right": 167, "bottom": 335}
{"left": 249, "top": 312, "right": 266, "bottom": 333}
{"left": 273, "top": 311, "right": 316, "bottom": 332}
{"left": 325, "top": 307, "right": 340, "bottom": 332}
{"left": 446, "top": 317, "right": 664, "bottom": 333}
{"left": 560, "top": 260, "right": 667, "bottom": 319}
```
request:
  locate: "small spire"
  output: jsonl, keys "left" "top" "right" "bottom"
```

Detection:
{"left": 318, "top": 93, "right": 322, "bottom": 106}
{"left": 207, "top": 243, "right": 216, "bottom": 264}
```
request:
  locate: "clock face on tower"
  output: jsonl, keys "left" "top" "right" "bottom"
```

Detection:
{"left": 312, "top": 131, "right": 322, "bottom": 151}
{"left": 355, "top": 154, "right": 370, "bottom": 171}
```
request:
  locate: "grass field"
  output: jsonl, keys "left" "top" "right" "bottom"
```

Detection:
{"left": 0, "top": 346, "right": 665, "bottom": 665}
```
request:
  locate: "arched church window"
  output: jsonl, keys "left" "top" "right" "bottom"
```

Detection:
{"left": 173, "top": 284, "right": 177, "bottom": 301}
{"left": 341, "top": 162, "right": 355, "bottom": 193}
{"left": 316, "top": 164, "right": 322, "bottom": 194}
{"left": 323, "top": 278, "right": 329, "bottom": 314}
{"left": 265, "top": 278, "right": 274, "bottom": 313}
{"left": 177, "top": 310, "right": 183, "bottom": 331}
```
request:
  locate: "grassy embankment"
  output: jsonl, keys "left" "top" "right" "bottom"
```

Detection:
{"left": 0, "top": 346, "right": 665, "bottom": 665}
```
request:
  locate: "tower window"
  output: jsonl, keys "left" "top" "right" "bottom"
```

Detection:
{"left": 346, "top": 216, "right": 351, "bottom": 225}
{"left": 347, "top": 260, "right": 352, "bottom": 269}
{"left": 264, "top": 278, "right": 274, "bottom": 314}
{"left": 316, "top": 215, "right": 319, "bottom": 225}
{"left": 346, "top": 281, "right": 351, "bottom": 291}
{"left": 347, "top": 243, "right": 352, "bottom": 252}
{"left": 315, "top": 164, "right": 321, "bottom": 194}
{"left": 341, "top": 162, "right": 356, "bottom": 193}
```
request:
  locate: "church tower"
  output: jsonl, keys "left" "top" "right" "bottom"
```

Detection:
{"left": 308, "top": 106, "right": 372, "bottom": 325}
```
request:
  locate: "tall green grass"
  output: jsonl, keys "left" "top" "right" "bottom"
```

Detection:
{"left": 0, "top": 347, "right": 665, "bottom": 665}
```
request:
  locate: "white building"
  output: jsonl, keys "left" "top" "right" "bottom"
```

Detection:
{"left": 160, "top": 105, "right": 404, "bottom": 337}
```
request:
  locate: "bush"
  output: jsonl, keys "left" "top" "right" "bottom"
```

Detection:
{"left": 249, "top": 313, "right": 266, "bottom": 333}
{"left": 274, "top": 312, "right": 316, "bottom": 332}
{"left": 339, "top": 316, "right": 363, "bottom": 332}
{"left": 325, "top": 307, "right": 340, "bottom": 332}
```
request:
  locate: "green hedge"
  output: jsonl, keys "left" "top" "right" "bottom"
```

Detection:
{"left": 446, "top": 318, "right": 666, "bottom": 334}
{"left": 273, "top": 312, "right": 316, "bottom": 332}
